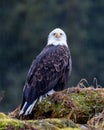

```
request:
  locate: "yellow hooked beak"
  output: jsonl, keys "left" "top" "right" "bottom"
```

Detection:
{"left": 55, "top": 32, "right": 61, "bottom": 38}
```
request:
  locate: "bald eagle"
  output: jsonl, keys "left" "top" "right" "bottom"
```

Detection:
{"left": 19, "top": 28, "right": 72, "bottom": 116}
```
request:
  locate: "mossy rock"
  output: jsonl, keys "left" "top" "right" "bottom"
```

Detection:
{"left": 0, "top": 112, "right": 81, "bottom": 130}
{"left": 9, "top": 79, "right": 104, "bottom": 125}
{"left": 87, "top": 109, "right": 104, "bottom": 129}
{"left": 0, "top": 113, "right": 24, "bottom": 130}
{"left": 25, "top": 86, "right": 104, "bottom": 124}
{"left": 3, "top": 79, "right": 104, "bottom": 130}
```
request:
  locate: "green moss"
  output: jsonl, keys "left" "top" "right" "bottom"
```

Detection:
{"left": 0, "top": 113, "right": 24, "bottom": 129}
{"left": 33, "top": 93, "right": 73, "bottom": 119}
{"left": 0, "top": 113, "right": 80, "bottom": 130}
{"left": 27, "top": 118, "right": 79, "bottom": 130}
{"left": 61, "top": 128, "right": 81, "bottom": 130}
{"left": 69, "top": 88, "right": 104, "bottom": 123}
{"left": 30, "top": 86, "right": 104, "bottom": 125}
{"left": 0, "top": 113, "right": 9, "bottom": 119}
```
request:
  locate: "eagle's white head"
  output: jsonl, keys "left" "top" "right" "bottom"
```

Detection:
{"left": 47, "top": 28, "right": 68, "bottom": 47}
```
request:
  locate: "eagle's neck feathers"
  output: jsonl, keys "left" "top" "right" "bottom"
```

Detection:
{"left": 47, "top": 39, "right": 68, "bottom": 47}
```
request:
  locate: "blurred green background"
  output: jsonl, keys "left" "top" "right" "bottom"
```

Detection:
{"left": 0, "top": 0, "right": 104, "bottom": 113}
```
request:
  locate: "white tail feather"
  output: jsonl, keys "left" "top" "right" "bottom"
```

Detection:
{"left": 19, "top": 102, "right": 27, "bottom": 115}
{"left": 24, "top": 99, "right": 37, "bottom": 115}
{"left": 20, "top": 89, "right": 55, "bottom": 116}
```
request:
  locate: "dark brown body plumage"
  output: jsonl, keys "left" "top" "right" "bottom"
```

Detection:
{"left": 20, "top": 44, "right": 72, "bottom": 115}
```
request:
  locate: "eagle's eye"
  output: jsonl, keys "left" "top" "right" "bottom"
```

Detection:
{"left": 53, "top": 33, "right": 56, "bottom": 36}
{"left": 60, "top": 33, "right": 63, "bottom": 35}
